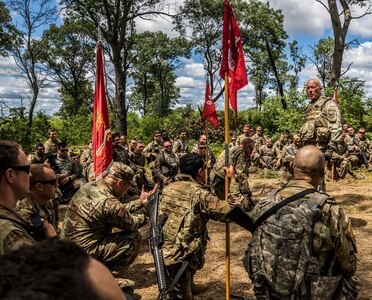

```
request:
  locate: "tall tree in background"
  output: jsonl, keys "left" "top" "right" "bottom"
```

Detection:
{"left": 62, "top": 0, "right": 175, "bottom": 135}
{"left": 308, "top": 37, "right": 334, "bottom": 88}
{"left": 129, "top": 31, "right": 191, "bottom": 118}
{"left": 288, "top": 40, "right": 306, "bottom": 92}
{"left": 0, "top": 1, "right": 18, "bottom": 57}
{"left": 7, "top": 0, "right": 57, "bottom": 134}
{"left": 174, "top": 0, "right": 223, "bottom": 97}
{"left": 40, "top": 18, "right": 96, "bottom": 117}
{"left": 316, "top": 0, "right": 372, "bottom": 87}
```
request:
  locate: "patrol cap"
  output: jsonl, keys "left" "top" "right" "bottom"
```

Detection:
{"left": 108, "top": 162, "right": 135, "bottom": 184}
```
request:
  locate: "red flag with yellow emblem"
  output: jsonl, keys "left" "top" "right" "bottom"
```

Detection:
{"left": 202, "top": 81, "right": 218, "bottom": 129}
{"left": 93, "top": 41, "right": 113, "bottom": 179}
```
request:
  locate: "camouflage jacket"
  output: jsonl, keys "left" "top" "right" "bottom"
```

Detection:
{"left": 248, "top": 180, "right": 357, "bottom": 293}
{"left": 56, "top": 155, "right": 81, "bottom": 180}
{"left": 282, "top": 143, "right": 301, "bottom": 164}
{"left": 152, "top": 151, "right": 179, "bottom": 182}
{"left": 191, "top": 144, "right": 216, "bottom": 166}
{"left": 0, "top": 204, "right": 35, "bottom": 255}
{"left": 143, "top": 141, "right": 161, "bottom": 161}
{"left": 172, "top": 139, "right": 189, "bottom": 156}
{"left": 252, "top": 134, "right": 265, "bottom": 150}
{"left": 28, "top": 152, "right": 47, "bottom": 164}
{"left": 299, "top": 96, "right": 342, "bottom": 148}
{"left": 80, "top": 148, "right": 93, "bottom": 167}
{"left": 160, "top": 174, "right": 238, "bottom": 266}
{"left": 113, "top": 145, "right": 130, "bottom": 165}
{"left": 212, "top": 146, "right": 251, "bottom": 194}
{"left": 258, "top": 145, "right": 279, "bottom": 164}
{"left": 61, "top": 179, "right": 147, "bottom": 250}
{"left": 236, "top": 133, "right": 251, "bottom": 147}
{"left": 15, "top": 194, "right": 58, "bottom": 230}
{"left": 129, "top": 151, "right": 145, "bottom": 173}
{"left": 347, "top": 136, "right": 370, "bottom": 154}
{"left": 44, "top": 138, "right": 60, "bottom": 154}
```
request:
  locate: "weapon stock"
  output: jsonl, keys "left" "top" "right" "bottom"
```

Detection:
{"left": 225, "top": 205, "right": 256, "bottom": 233}
{"left": 353, "top": 138, "right": 369, "bottom": 168}
{"left": 147, "top": 191, "right": 168, "bottom": 299}
{"left": 261, "top": 156, "right": 274, "bottom": 170}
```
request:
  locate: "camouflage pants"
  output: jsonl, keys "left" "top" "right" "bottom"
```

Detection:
{"left": 165, "top": 263, "right": 193, "bottom": 300}
{"left": 86, "top": 230, "right": 141, "bottom": 275}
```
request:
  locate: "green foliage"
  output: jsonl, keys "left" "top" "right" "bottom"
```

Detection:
{"left": 0, "top": 1, "right": 19, "bottom": 57}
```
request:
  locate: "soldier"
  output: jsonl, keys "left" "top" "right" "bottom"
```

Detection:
{"left": 244, "top": 145, "right": 358, "bottom": 299}
{"left": 229, "top": 135, "right": 237, "bottom": 148}
{"left": 236, "top": 124, "right": 251, "bottom": 146}
{"left": 191, "top": 134, "right": 215, "bottom": 166}
{"left": 44, "top": 128, "right": 60, "bottom": 154}
{"left": 347, "top": 128, "right": 371, "bottom": 170}
{"left": 161, "top": 129, "right": 173, "bottom": 143}
{"left": 281, "top": 134, "right": 303, "bottom": 184}
{"left": 28, "top": 143, "right": 48, "bottom": 164}
{"left": 160, "top": 153, "right": 242, "bottom": 299}
{"left": 273, "top": 132, "right": 286, "bottom": 154}
{"left": 143, "top": 130, "right": 163, "bottom": 167}
{"left": 299, "top": 78, "right": 342, "bottom": 150}
{"left": 56, "top": 142, "right": 83, "bottom": 202}
{"left": 0, "top": 141, "right": 56, "bottom": 254}
{"left": 152, "top": 140, "right": 179, "bottom": 189}
{"left": 342, "top": 123, "right": 350, "bottom": 135}
{"left": 113, "top": 133, "right": 130, "bottom": 165}
{"left": 129, "top": 140, "right": 148, "bottom": 192}
{"left": 15, "top": 164, "right": 59, "bottom": 235}
{"left": 211, "top": 137, "right": 255, "bottom": 207}
{"left": 173, "top": 129, "right": 189, "bottom": 157}
{"left": 80, "top": 140, "right": 94, "bottom": 182}
{"left": 128, "top": 138, "right": 138, "bottom": 156}
{"left": 61, "top": 162, "right": 154, "bottom": 276}
{"left": 251, "top": 126, "right": 265, "bottom": 166}
{"left": 258, "top": 138, "right": 280, "bottom": 169}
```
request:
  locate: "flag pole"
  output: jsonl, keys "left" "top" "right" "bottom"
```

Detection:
{"left": 205, "top": 121, "right": 209, "bottom": 185}
{"left": 224, "top": 71, "right": 231, "bottom": 300}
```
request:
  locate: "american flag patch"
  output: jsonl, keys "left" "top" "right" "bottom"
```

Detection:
{"left": 209, "top": 197, "right": 217, "bottom": 209}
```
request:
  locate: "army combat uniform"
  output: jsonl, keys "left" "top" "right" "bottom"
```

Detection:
{"left": 173, "top": 139, "right": 189, "bottom": 157}
{"left": 61, "top": 178, "right": 147, "bottom": 275}
{"left": 28, "top": 152, "right": 48, "bottom": 164}
{"left": 152, "top": 151, "right": 179, "bottom": 188}
{"left": 15, "top": 194, "right": 58, "bottom": 231}
{"left": 160, "top": 174, "right": 240, "bottom": 299}
{"left": 44, "top": 138, "right": 60, "bottom": 154}
{"left": 0, "top": 204, "right": 35, "bottom": 255}
{"left": 244, "top": 180, "right": 358, "bottom": 299}
{"left": 258, "top": 144, "right": 280, "bottom": 168}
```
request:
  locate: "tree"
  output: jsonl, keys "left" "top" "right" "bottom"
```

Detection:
{"left": 308, "top": 37, "right": 334, "bottom": 87}
{"left": 7, "top": 0, "right": 57, "bottom": 140}
{"left": 174, "top": 0, "right": 223, "bottom": 97}
{"left": 62, "top": 0, "right": 175, "bottom": 135}
{"left": 288, "top": 40, "right": 306, "bottom": 92}
{"left": 0, "top": 1, "right": 18, "bottom": 57}
{"left": 129, "top": 31, "right": 191, "bottom": 117}
{"left": 316, "top": 0, "right": 372, "bottom": 87}
{"left": 40, "top": 18, "right": 96, "bottom": 116}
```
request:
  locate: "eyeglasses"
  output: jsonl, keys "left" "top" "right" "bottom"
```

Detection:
{"left": 10, "top": 165, "right": 31, "bottom": 174}
{"left": 37, "top": 148, "right": 45, "bottom": 151}
{"left": 155, "top": 135, "right": 161, "bottom": 137}
{"left": 59, "top": 149, "right": 69, "bottom": 152}
{"left": 199, "top": 147, "right": 207, "bottom": 150}
{"left": 358, "top": 132, "right": 365, "bottom": 134}
{"left": 36, "top": 178, "right": 58, "bottom": 186}
{"left": 164, "top": 145, "right": 171, "bottom": 148}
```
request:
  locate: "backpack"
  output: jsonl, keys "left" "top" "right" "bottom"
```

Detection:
{"left": 244, "top": 188, "right": 329, "bottom": 297}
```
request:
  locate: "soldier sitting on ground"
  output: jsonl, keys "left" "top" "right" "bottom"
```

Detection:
{"left": 258, "top": 138, "right": 281, "bottom": 169}
{"left": 244, "top": 145, "right": 358, "bottom": 299}
{"left": 28, "top": 143, "right": 48, "bottom": 164}
{"left": 173, "top": 129, "right": 189, "bottom": 157}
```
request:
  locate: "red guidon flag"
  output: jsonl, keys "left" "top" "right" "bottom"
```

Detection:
{"left": 220, "top": 0, "right": 248, "bottom": 123}
{"left": 333, "top": 84, "right": 339, "bottom": 106}
{"left": 93, "top": 42, "right": 113, "bottom": 179}
{"left": 202, "top": 81, "right": 218, "bottom": 129}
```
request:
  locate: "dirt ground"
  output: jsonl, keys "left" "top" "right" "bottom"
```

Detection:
{"left": 124, "top": 172, "right": 372, "bottom": 300}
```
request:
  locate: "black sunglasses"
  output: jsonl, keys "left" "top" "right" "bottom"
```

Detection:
{"left": 37, "top": 178, "right": 58, "bottom": 186}
{"left": 10, "top": 165, "right": 31, "bottom": 174}
{"left": 199, "top": 147, "right": 207, "bottom": 150}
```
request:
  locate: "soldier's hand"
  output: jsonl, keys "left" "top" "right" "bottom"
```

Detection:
{"left": 60, "top": 176, "right": 70, "bottom": 185}
{"left": 139, "top": 184, "right": 159, "bottom": 205}
{"left": 42, "top": 219, "right": 57, "bottom": 238}
{"left": 223, "top": 165, "right": 235, "bottom": 178}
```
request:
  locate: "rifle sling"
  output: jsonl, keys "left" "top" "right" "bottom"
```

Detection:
{"left": 254, "top": 188, "right": 318, "bottom": 229}
{"left": 168, "top": 260, "right": 189, "bottom": 293}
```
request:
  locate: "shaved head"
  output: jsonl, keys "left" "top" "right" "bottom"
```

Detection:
{"left": 293, "top": 145, "right": 325, "bottom": 180}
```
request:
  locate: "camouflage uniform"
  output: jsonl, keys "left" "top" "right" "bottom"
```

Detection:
{"left": 210, "top": 146, "right": 251, "bottom": 201}
{"left": 299, "top": 96, "right": 342, "bottom": 150}
{"left": 15, "top": 194, "right": 58, "bottom": 231}
{"left": 129, "top": 151, "right": 147, "bottom": 190}
{"left": 80, "top": 148, "right": 93, "bottom": 181}
{"left": 0, "top": 204, "right": 35, "bottom": 255}
{"left": 251, "top": 134, "right": 265, "bottom": 166}
{"left": 160, "top": 174, "right": 240, "bottom": 299}
{"left": 346, "top": 135, "right": 370, "bottom": 168}
{"left": 44, "top": 138, "right": 60, "bottom": 154}
{"left": 244, "top": 180, "right": 358, "bottom": 299}
{"left": 281, "top": 143, "right": 302, "bottom": 184}
{"left": 273, "top": 139, "right": 285, "bottom": 155}
{"left": 330, "top": 137, "right": 350, "bottom": 179}
{"left": 113, "top": 145, "right": 130, "bottom": 165}
{"left": 61, "top": 178, "right": 147, "bottom": 274}
{"left": 258, "top": 144, "right": 279, "bottom": 168}
{"left": 143, "top": 141, "right": 161, "bottom": 168}
{"left": 190, "top": 144, "right": 215, "bottom": 167}
{"left": 173, "top": 139, "right": 189, "bottom": 157}
{"left": 28, "top": 152, "right": 47, "bottom": 164}
{"left": 56, "top": 154, "right": 83, "bottom": 201}
{"left": 152, "top": 151, "right": 179, "bottom": 187}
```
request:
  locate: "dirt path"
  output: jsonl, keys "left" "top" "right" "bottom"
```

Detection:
{"left": 125, "top": 174, "right": 372, "bottom": 299}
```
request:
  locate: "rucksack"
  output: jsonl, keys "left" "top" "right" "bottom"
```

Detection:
{"left": 244, "top": 188, "right": 329, "bottom": 297}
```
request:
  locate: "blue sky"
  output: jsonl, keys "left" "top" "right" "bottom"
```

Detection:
{"left": 1, "top": 0, "right": 372, "bottom": 116}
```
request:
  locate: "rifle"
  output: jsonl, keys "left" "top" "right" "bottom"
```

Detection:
{"left": 147, "top": 191, "right": 168, "bottom": 299}
{"left": 353, "top": 138, "right": 369, "bottom": 169}
{"left": 261, "top": 156, "right": 274, "bottom": 170}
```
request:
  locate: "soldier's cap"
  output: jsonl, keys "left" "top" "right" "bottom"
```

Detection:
{"left": 108, "top": 162, "right": 135, "bottom": 184}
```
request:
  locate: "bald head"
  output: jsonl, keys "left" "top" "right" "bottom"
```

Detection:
{"left": 293, "top": 145, "right": 325, "bottom": 177}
